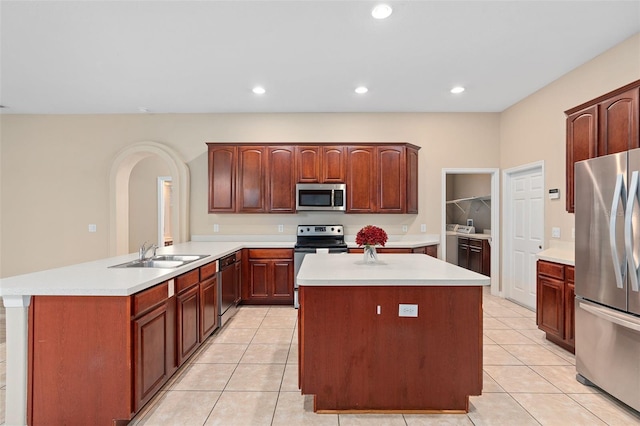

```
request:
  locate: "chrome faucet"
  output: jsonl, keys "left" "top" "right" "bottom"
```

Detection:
{"left": 139, "top": 242, "right": 158, "bottom": 261}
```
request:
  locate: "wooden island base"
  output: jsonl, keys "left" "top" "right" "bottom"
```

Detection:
{"left": 298, "top": 285, "right": 483, "bottom": 413}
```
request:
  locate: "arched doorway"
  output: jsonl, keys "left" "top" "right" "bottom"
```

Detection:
{"left": 108, "top": 142, "right": 190, "bottom": 256}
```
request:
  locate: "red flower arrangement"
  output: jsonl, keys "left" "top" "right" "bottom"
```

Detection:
{"left": 356, "top": 225, "right": 388, "bottom": 248}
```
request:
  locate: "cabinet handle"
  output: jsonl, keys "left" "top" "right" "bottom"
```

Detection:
{"left": 625, "top": 171, "right": 639, "bottom": 292}
{"left": 609, "top": 173, "right": 626, "bottom": 289}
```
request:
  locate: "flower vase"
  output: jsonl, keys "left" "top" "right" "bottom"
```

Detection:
{"left": 364, "top": 245, "right": 378, "bottom": 263}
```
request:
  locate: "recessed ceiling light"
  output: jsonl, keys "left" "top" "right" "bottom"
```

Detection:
{"left": 252, "top": 86, "right": 266, "bottom": 95}
{"left": 372, "top": 4, "right": 393, "bottom": 19}
{"left": 355, "top": 86, "right": 368, "bottom": 94}
{"left": 450, "top": 86, "right": 465, "bottom": 94}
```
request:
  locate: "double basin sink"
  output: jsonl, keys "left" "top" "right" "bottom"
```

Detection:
{"left": 110, "top": 254, "right": 210, "bottom": 269}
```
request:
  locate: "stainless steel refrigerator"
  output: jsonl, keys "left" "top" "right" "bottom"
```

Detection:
{"left": 575, "top": 148, "right": 640, "bottom": 412}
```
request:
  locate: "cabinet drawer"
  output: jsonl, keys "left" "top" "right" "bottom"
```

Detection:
{"left": 200, "top": 261, "right": 218, "bottom": 281}
{"left": 133, "top": 282, "right": 168, "bottom": 317}
{"left": 566, "top": 266, "right": 575, "bottom": 283}
{"left": 176, "top": 269, "right": 200, "bottom": 293}
{"left": 538, "top": 260, "right": 564, "bottom": 280}
{"left": 469, "top": 238, "right": 483, "bottom": 248}
{"left": 248, "top": 248, "right": 293, "bottom": 259}
{"left": 457, "top": 237, "right": 469, "bottom": 245}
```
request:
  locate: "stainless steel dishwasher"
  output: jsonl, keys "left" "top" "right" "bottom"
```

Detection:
{"left": 218, "top": 252, "right": 239, "bottom": 327}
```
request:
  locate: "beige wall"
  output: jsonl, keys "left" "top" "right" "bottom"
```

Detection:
{"left": 500, "top": 33, "right": 640, "bottom": 242}
{"left": 1, "top": 33, "right": 638, "bottom": 278}
{"left": 0, "top": 112, "right": 499, "bottom": 277}
{"left": 128, "top": 156, "right": 170, "bottom": 253}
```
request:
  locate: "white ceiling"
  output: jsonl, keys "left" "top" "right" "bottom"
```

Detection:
{"left": 1, "top": 1, "right": 639, "bottom": 114}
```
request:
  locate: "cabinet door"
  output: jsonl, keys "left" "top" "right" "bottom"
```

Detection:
{"left": 425, "top": 245, "right": 438, "bottom": 258}
{"left": 177, "top": 285, "right": 199, "bottom": 365}
{"left": 377, "top": 146, "right": 406, "bottom": 213}
{"left": 134, "top": 303, "right": 171, "bottom": 412}
{"left": 268, "top": 146, "right": 296, "bottom": 212}
{"left": 565, "top": 266, "right": 575, "bottom": 348}
{"left": 457, "top": 238, "right": 469, "bottom": 269}
{"left": 346, "top": 146, "right": 377, "bottom": 212}
{"left": 599, "top": 87, "right": 639, "bottom": 156}
{"left": 537, "top": 276, "right": 564, "bottom": 338}
{"left": 468, "top": 246, "right": 483, "bottom": 274}
{"left": 237, "top": 146, "right": 266, "bottom": 212}
{"left": 272, "top": 260, "right": 294, "bottom": 299}
{"left": 322, "top": 146, "right": 346, "bottom": 183}
{"left": 199, "top": 276, "right": 217, "bottom": 342}
{"left": 208, "top": 145, "right": 236, "bottom": 212}
{"left": 296, "top": 146, "right": 321, "bottom": 183}
{"left": 566, "top": 106, "right": 598, "bottom": 213}
{"left": 406, "top": 146, "right": 419, "bottom": 213}
{"left": 249, "top": 260, "right": 270, "bottom": 299}
{"left": 234, "top": 255, "right": 242, "bottom": 306}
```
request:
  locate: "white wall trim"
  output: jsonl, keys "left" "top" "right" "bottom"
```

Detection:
{"left": 502, "top": 160, "right": 545, "bottom": 302}
{"left": 108, "top": 142, "right": 190, "bottom": 256}
{"left": 442, "top": 168, "right": 500, "bottom": 296}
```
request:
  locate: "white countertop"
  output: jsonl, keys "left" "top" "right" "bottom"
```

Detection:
{"left": 536, "top": 247, "right": 575, "bottom": 266}
{"left": 446, "top": 231, "right": 492, "bottom": 241}
{"left": 0, "top": 241, "right": 249, "bottom": 297}
{"left": 0, "top": 236, "right": 442, "bottom": 298}
{"left": 345, "top": 234, "right": 440, "bottom": 248}
{"left": 297, "top": 253, "right": 490, "bottom": 286}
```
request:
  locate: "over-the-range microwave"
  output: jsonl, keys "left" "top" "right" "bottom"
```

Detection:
{"left": 296, "top": 183, "right": 346, "bottom": 211}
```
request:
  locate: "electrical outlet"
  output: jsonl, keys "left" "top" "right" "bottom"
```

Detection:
{"left": 402, "top": 225, "right": 408, "bottom": 232}
{"left": 572, "top": 228, "right": 575, "bottom": 239}
{"left": 213, "top": 224, "right": 219, "bottom": 232}
{"left": 552, "top": 227, "right": 561, "bottom": 238}
{"left": 399, "top": 304, "right": 418, "bottom": 317}
{"left": 420, "top": 224, "right": 426, "bottom": 233}
{"left": 88, "top": 224, "right": 97, "bottom": 233}
{"left": 278, "top": 224, "right": 284, "bottom": 233}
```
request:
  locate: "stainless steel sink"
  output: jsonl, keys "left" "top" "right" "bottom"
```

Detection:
{"left": 110, "top": 254, "right": 209, "bottom": 269}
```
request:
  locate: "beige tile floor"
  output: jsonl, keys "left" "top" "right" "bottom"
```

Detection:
{"left": 2, "top": 290, "right": 640, "bottom": 425}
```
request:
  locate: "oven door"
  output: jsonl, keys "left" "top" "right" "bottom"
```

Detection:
{"left": 293, "top": 247, "right": 347, "bottom": 308}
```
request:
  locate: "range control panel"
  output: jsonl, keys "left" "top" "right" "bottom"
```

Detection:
{"left": 297, "top": 225, "right": 344, "bottom": 236}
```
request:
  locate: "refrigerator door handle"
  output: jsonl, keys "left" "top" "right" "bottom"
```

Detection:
{"left": 610, "top": 173, "right": 626, "bottom": 289}
{"left": 625, "top": 170, "right": 640, "bottom": 292}
{"left": 579, "top": 299, "right": 640, "bottom": 332}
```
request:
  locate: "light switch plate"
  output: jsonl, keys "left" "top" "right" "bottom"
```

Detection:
{"left": 399, "top": 304, "right": 418, "bottom": 317}
{"left": 552, "top": 227, "right": 561, "bottom": 238}
{"left": 88, "top": 224, "right": 97, "bottom": 233}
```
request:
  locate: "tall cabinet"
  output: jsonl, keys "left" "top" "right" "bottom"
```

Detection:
{"left": 565, "top": 80, "right": 640, "bottom": 213}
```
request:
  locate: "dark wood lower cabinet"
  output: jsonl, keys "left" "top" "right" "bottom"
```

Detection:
{"left": 28, "top": 261, "right": 222, "bottom": 424}
{"left": 177, "top": 284, "right": 200, "bottom": 365}
{"left": 536, "top": 260, "right": 575, "bottom": 353}
{"left": 458, "top": 237, "right": 490, "bottom": 276}
{"left": 133, "top": 300, "right": 176, "bottom": 412}
{"left": 243, "top": 249, "right": 294, "bottom": 304}
{"left": 199, "top": 275, "right": 218, "bottom": 342}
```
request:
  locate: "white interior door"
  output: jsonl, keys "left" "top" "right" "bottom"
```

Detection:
{"left": 505, "top": 164, "right": 544, "bottom": 309}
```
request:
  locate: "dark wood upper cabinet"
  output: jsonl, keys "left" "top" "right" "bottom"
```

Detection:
{"left": 295, "top": 145, "right": 346, "bottom": 183}
{"left": 565, "top": 80, "right": 640, "bottom": 213}
{"left": 268, "top": 146, "right": 296, "bottom": 213}
{"left": 208, "top": 145, "right": 236, "bottom": 212}
{"left": 407, "top": 146, "right": 419, "bottom": 214}
{"left": 321, "top": 146, "right": 346, "bottom": 183}
{"left": 598, "top": 87, "right": 639, "bottom": 156}
{"left": 237, "top": 146, "right": 267, "bottom": 212}
{"left": 346, "top": 146, "right": 377, "bottom": 213}
{"left": 377, "top": 146, "right": 406, "bottom": 213}
{"left": 208, "top": 142, "right": 419, "bottom": 214}
{"left": 566, "top": 106, "right": 598, "bottom": 214}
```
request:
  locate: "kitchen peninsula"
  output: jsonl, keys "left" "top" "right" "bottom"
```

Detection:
{"left": 0, "top": 236, "right": 439, "bottom": 425}
{"left": 297, "top": 253, "right": 490, "bottom": 413}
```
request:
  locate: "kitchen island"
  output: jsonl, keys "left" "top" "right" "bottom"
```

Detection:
{"left": 297, "top": 253, "right": 490, "bottom": 413}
